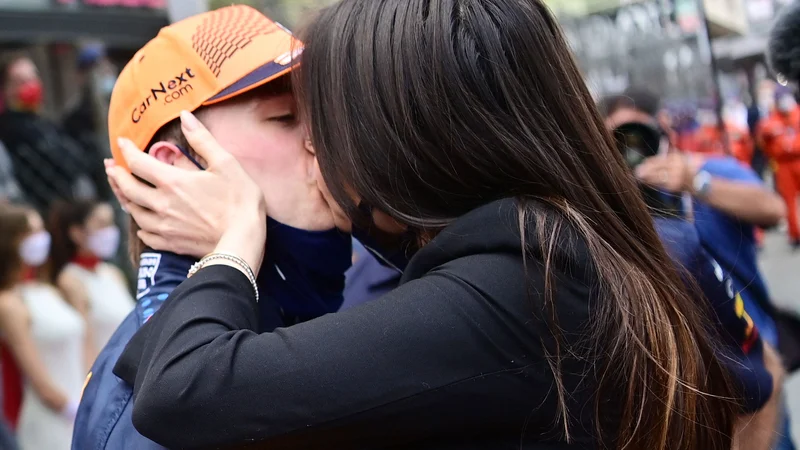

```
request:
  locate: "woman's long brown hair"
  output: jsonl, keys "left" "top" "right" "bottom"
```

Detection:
{"left": 295, "top": 0, "right": 737, "bottom": 448}
{"left": 47, "top": 200, "right": 99, "bottom": 284}
{"left": 0, "top": 204, "right": 33, "bottom": 291}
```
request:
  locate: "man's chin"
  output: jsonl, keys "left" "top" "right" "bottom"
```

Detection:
{"left": 267, "top": 202, "right": 342, "bottom": 233}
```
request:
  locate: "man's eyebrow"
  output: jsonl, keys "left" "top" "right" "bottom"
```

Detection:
{"left": 252, "top": 95, "right": 296, "bottom": 111}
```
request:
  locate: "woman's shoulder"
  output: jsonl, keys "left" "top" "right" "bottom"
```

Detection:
{"left": 0, "top": 288, "right": 29, "bottom": 323}
{"left": 59, "top": 262, "right": 91, "bottom": 284}
{"left": 406, "top": 198, "right": 596, "bottom": 286}
{"left": 57, "top": 267, "right": 85, "bottom": 292}
{"left": 0, "top": 288, "right": 24, "bottom": 306}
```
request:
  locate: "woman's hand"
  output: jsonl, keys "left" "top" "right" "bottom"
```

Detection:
{"left": 107, "top": 111, "right": 267, "bottom": 273}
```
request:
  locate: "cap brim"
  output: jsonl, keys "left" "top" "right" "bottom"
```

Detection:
{"left": 203, "top": 60, "right": 295, "bottom": 106}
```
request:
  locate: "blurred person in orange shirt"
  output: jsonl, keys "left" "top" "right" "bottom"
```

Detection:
{"left": 757, "top": 86, "right": 800, "bottom": 248}
{"left": 728, "top": 125, "right": 755, "bottom": 167}
{"left": 694, "top": 108, "right": 726, "bottom": 155}
{"left": 693, "top": 108, "right": 755, "bottom": 165}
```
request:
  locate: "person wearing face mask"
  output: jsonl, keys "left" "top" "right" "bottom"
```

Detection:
{"left": 757, "top": 86, "right": 800, "bottom": 248}
{"left": 47, "top": 200, "right": 132, "bottom": 363}
{"left": 0, "top": 203, "right": 84, "bottom": 450}
{"left": 0, "top": 53, "right": 101, "bottom": 214}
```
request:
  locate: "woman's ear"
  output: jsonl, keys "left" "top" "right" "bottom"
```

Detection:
{"left": 148, "top": 141, "right": 183, "bottom": 166}
{"left": 303, "top": 135, "right": 315, "bottom": 155}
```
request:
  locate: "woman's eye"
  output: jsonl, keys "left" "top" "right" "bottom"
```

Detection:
{"left": 268, "top": 114, "right": 296, "bottom": 124}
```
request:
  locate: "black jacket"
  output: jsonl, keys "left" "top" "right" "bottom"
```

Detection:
{"left": 115, "top": 198, "right": 607, "bottom": 449}
{"left": 0, "top": 110, "right": 103, "bottom": 212}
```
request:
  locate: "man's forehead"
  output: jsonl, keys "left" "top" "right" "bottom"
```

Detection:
{"left": 250, "top": 91, "right": 295, "bottom": 109}
{"left": 605, "top": 107, "right": 655, "bottom": 130}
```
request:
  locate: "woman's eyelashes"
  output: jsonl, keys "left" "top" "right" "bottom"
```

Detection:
{"left": 266, "top": 113, "right": 297, "bottom": 125}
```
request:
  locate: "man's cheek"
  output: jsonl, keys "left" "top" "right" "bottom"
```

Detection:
{"left": 239, "top": 153, "right": 301, "bottom": 188}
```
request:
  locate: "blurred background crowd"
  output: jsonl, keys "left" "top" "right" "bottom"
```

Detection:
{"left": 0, "top": 0, "right": 795, "bottom": 448}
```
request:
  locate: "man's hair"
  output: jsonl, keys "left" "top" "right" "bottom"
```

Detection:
{"left": 599, "top": 88, "right": 661, "bottom": 118}
{"left": 127, "top": 75, "right": 292, "bottom": 262}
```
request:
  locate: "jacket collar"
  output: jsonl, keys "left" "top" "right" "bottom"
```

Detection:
{"left": 402, "top": 198, "right": 593, "bottom": 286}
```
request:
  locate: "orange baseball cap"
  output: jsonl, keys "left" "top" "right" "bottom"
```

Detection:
{"left": 108, "top": 5, "right": 302, "bottom": 169}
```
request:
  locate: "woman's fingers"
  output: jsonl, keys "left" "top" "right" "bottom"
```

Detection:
{"left": 105, "top": 159, "right": 130, "bottom": 212}
{"left": 125, "top": 202, "right": 165, "bottom": 235}
{"left": 117, "top": 138, "right": 180, "bottom": 187}
{"left": 107, "top": 174, "right": 129, "bottom": 212}
{"left": 180, "top": 111, "right": 229, "bottom": 167}
{"left": 107, "top": 166, "right": 160, "bottom": 212}
{"left": 137, "top": 230, "right": 175, "bottom": 254}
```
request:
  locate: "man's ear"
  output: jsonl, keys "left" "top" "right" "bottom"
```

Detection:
{"left": 148, "top": 141, "right": 183, "bottom": 166}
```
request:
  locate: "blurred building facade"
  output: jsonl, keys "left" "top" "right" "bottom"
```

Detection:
{"left": 550, "top": 0, "right": 750, "bottom": 101}
{"left": 208, "top": 0, "right": 338, "bottom": 28}
{"left": 548, "top": 0, "right": 789, "bottom": 113}
{"left": 0, "top": 0, "right": 783, "bottom": 133}
{"left": 0, "top": 0, "right": 168, "bottom": 117}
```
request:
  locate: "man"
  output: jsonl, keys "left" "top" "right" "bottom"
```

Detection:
{"left": 603, "top": 88, "right": 790, "bottom": 450}
{"left": 73, "top": 7, "right": 352, "bottom": 449}
{"left": 0, "top": 54, "right": 103, "bottom": 213}
{"left": 757, "top": 86, "right": 800, "bottom": 248}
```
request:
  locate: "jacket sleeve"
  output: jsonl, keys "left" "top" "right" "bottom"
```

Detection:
{"left": 125, "top": 264, "right": 543, "bottom": 449}
{"left": 689, "top": 248, "right": 772, "bottom": 413}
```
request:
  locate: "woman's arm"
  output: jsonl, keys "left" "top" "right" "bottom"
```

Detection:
{"left": 122, "top": 264, "right": 545, "bottom": 449}
{"left": 57, "top": 272, "right": 97, "bottom": 370}
{"left": 0, "top": 291, "right": 69, "bottom": 413}
{"left": 733, "top": 343, "right": 785, "bottom": 450}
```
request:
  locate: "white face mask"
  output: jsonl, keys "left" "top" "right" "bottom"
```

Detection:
{"left": 87, "top": 226, "right": 120, "bottom": 260}
{"left": 19, "top": 231, "right": 51, "bottom": 267}
{"left": 778, "top": 96, "right": 797, "bottom": 113}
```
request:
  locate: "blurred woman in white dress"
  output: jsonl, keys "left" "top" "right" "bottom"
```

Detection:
{"left": 0, "top": 204, "right": 84, "bottom": 450}
{"left": 48, "top": 200, "right": 133, "bottom": 362}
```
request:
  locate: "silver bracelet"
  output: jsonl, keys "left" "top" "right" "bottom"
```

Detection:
{"left": 187, "top": 252, "right": 259, "bottom": 303}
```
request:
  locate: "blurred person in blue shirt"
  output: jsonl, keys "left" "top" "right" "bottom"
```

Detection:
{"left": 603, "top": 87, "right": 790, "bottom": 450}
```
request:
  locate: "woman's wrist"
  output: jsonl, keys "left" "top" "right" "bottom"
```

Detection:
{"left": 214, "top": 212, "right": 266, "bottom": 275}
{"left": 194, "top": 253, "right": 260, "bottom": 303}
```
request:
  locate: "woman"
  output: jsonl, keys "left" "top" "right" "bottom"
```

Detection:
{"left": 48, "top": 200, "right": 133, "bottom": 359}
{"left": 108, "top": 0, "right": 740, "bottom": 448}
{"left": 0, "top": 204, "right": 84, "bottom": 450}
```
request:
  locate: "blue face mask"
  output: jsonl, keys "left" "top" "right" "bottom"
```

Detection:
{"left": 350, "top": 202, "right": 416, "bottom": 274}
